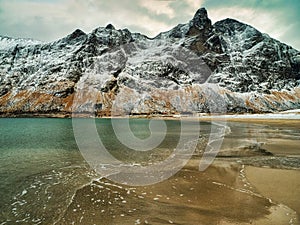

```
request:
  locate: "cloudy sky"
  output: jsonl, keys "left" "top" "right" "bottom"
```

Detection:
{"left": 0, "top": 0, "right": 299, "bottom": 50}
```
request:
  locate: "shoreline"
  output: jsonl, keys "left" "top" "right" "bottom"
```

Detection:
{"left": 1, "top": 111, "right": 300, "bottom": 123}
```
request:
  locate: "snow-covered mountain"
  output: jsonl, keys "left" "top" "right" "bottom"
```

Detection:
{"left": 0, "top": 8, "right": 299, "bottom": 116}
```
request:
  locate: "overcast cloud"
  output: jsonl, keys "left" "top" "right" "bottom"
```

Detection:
{"left": 0, "top": 0, "right": 299, "bottom": 50}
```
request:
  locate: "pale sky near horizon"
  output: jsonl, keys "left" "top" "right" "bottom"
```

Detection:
{"left": 0, "top": 0, "right": 299, "bottom": 50}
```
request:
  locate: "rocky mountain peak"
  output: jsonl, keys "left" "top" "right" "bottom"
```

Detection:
{"left": 105, "top": 24, "right": 115, "bottom": 30}
{"left": 68, "top": 29, "right": 86, "bottom": 39}
{"left": 214, "top": 18, "right": 260, "bottom": 39}
{"left": 62, "top": 29, "right": 87, "bottom": 45}
{"left": 155, "top": 7, "right": 212, "bottom": 40}
{"left": 188, "top": 7, "right": 212, "bottom": 36}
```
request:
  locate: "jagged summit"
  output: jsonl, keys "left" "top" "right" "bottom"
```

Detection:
{"left": 0, "top": 7, "right": 300, "bottom": 115}
{"left": 105, "top": 24, "right": 115, "bottom": 30}
{"left": 67, "top": 29, "right": 86, "bottom": 40}
{"left": 189, "top": 7, "right": 212, "bottom": 34}
{"left": 155, "top": 7, "right": 212, "bottom": 39}
{"left": 193, "top": 7, "right": 208, "bottom": 19}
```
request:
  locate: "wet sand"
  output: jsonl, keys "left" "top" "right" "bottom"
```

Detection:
{"left": 56, "top": 159, "right": 299, "bottom": 225}
{"left": 263, "top": 139, "right": 300, "bottom": 156}
{"left": 194, "top": 113, "right": 300, "bottom": 129}
{"left": 246, "top": 166, "right": 300, "bottom": 218}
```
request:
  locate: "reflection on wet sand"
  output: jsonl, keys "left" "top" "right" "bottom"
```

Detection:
{"left": 59, "top": 162, "right": 269, "bottom": 225}
{"left": 59, "top": 160, "right": 299, "bottom": 225}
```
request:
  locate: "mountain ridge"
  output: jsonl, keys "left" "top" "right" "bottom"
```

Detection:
{"left": 0, "top": 7, "right": 299, "bottom": 116}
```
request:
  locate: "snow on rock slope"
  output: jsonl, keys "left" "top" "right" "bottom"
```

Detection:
{"left": 0, "top": 8, "right": 299, "bottom": 116}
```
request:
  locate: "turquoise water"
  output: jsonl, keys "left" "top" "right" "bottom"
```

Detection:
{"left": 0, "top": 118, "right": 88, "bottom": 224}
{"left": 0, "top": 118, "right": 81, "bottom": 184}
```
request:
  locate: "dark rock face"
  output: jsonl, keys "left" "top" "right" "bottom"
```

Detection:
{"left": 0, "top": 7, "right": 299, "bottom": 115}
{"left": 67, "top": 29, "right": 86, "bottom": 41}
{"left": 188, "top": 7, "right": 212, "bottom": 36}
